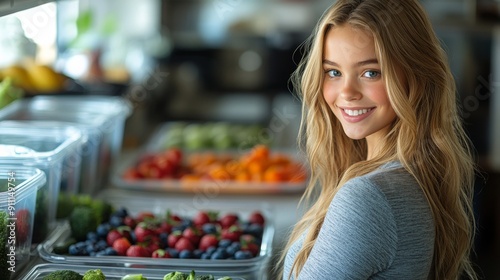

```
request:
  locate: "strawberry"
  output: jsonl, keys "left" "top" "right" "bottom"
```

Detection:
{"left": 151, "top": 248, "right": 172, "bottom": 258}
{"left": 219, "top": 213, "right": 239, "bottom": 229}
{"left": 15, "top": 209, "right": 31, "bottom": 243}
{"left": 112, "top": 237, "right": 131, "bottom": 256}
{"left": 167, "top": 230, "right": 183, "bottom": 248}
{"left": 199, "top": 234, "right": 219, "bottom": 252}
{"left": 135, "top": 212, "right": 155, "bottom": 223}
{"left": 126, "top": 245, "right": 150, "bottom": 257}
{"left": 221, "top": 225, "right": 243, "bottom": 242}
{"left": 106, "top": 226, "right": 132, "bottom": 246}
{"left": 156, "top": 220, "right": 173, "bottom": 235}
{"left": 182, "top": 227, "right": 201, "bottom": 247}
{"left": 144, "top": 238, "right": 161, "bottom": 255}
{"left": 248, "top": 211, "right": 265, "bottom": 225}
{"left": 193, "top": 211, "right": 218, "bottom": 227}
{"left": 174, "top": 237, "right": 194, "bottom": 252}
{"left": 123, "top": 216, "right": 137, "bottom": 229}
{"left": 134, "top": 221, "right": 157, "bottom": 243}
{"left": 241, "top": 242, "right": 259, "bottom": 257}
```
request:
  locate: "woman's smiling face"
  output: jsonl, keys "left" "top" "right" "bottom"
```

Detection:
{"left": 322, "top": 24, "right": 397, "bottom": 145}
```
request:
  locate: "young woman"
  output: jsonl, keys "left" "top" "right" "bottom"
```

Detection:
{"left": 280, "top": 0, "right": 477, "bottom": 279}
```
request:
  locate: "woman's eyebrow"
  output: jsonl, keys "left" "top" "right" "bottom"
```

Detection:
{"left": 322, "top": 58, "right": 379, "bottom": 67}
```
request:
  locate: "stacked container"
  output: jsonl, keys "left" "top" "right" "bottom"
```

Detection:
{"left": 0, "top": 95, "right": 133, "bottom": 194}
{"left": 0, "top": 165, "right": 46, "bottom": 279}
{"left": 0, "top": 125, "right": 83, "bottom": 244}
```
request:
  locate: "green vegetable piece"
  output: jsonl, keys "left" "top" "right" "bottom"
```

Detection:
{"left": 83, "top": 268, "right": 106, "bottom": 280}
{"left": 121, "top": 274, "right": 147, "bottom": 280}
{"left": 69, "top": 206, "right": 98, "bottom": 241}
{"left": 186, "top": 270, "right": 196, "bottom": 280}
{"left": 42, "top": 270, "right": 83, "bottom": 280}
{"left": 171, "top": 271, "right": 188, "bottom": 280}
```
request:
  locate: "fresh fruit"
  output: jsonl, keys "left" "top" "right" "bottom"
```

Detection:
{"left": 248, "top": 211, "right": 265, "bottom": 225}
{"left": 63, "top": 207, "right": 266, "bottom": 261}
{"left": 15, "top": 209, "right": 31, "bottom": 243}
{"left": 218, "top": 213, "right": 239, "bottom": 229}
{"left": 126, "top": 245, "right": 150, "bottom": 257}
{"left": 151, "top": 248, "right": 171, "bottom": 258}
{"left": 112, "top": 237, "right": 131, "bottom": 256}
{"left": 174, "top": 237, "right": 195, "bottom": 252}
{"left": 199, "top": 234, "right": 219, "bottom": 252}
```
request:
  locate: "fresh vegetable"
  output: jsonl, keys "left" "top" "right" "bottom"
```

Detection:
{"left": 121, "top": 274, "right": 147, "bottom": 280}
{"left": 83, "top": 269, "right": 106, "bottom": 280}
{"left": 42, "top": 269, "right": 83, "bottom": 280}
{"left": 69, "top": 206, "right": 99, "bottom": 241}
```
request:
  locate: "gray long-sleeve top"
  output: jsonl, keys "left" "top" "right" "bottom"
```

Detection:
{"left": 283, "top": 161, "right": 435, "bottom": 279}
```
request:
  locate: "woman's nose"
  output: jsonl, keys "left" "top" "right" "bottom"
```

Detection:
{"left": 340, "top": 78, "right": 362, "bottom": 101}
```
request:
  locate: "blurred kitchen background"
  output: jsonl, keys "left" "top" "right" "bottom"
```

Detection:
{"left": 1, "top": 0, "right": 500, "bottom": 278}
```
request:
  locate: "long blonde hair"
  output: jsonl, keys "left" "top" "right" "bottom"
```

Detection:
{"left": 279, "top": 0, "right": 477, "bottom": 279}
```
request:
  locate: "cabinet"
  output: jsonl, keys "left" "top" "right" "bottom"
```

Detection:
{"left": 0, "top": 0, "right": 51, "bottom": 17}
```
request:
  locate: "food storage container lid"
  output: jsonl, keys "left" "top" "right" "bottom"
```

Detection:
{"left": 0, "top": 165, "right": 46, "bottom": 206}
{"left": 30, "top": 95, "right": 133, "bottom": 118}
{"left": 0, "top": 124, "right": 83, "bottom": 164}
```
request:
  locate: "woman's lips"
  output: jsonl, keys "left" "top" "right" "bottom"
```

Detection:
{"left": 339, "top": 107, "right": 375, "bottom": 123}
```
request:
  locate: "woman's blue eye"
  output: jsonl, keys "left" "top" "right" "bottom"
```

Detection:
{"left": 326, "top": 69, "right": 341, "bottom": 77}
{"left": 363, "top": 70, "right": 380, "bottom": 78}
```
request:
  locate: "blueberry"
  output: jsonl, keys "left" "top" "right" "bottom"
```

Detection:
{"left": 96, "top": 223, "right": 111, "bottom": 238}
{"left": 167, "top": 248, "right": 179, "bottom": 258}
{"left": 86, "top": 244, "right": 96, "bottom": 254}
{"left": 179, "top": 250, "right": 193, "bottom": 259}
{"left": 68, "top": 244, "right": 79, "bottom": 255}
{"left": 234, "top": 250, "right": 253, "bottom": 260}
{"left": 158, "top": 232, "right": 168, "bottom": 244}
{"left": 226, "top": 245, "right": 239, "bottom": 257}
{"left": 201, "top": 252, "right": 212, "bottom": 259}
{"left": 86, "top": 232, "right": 99, "bottom": 243}
{"left": 89, "top": 251, "right": 97, "bottom": 256}
{"left": 95, "top": 240, "right": 108, "bottom": 251}
{"left": 109, "top": 216, "right": 124, "bottom": 227}
{"left": 202, "top": 223, "right": 217, "bottom": 234}
{"left": 104, "top": 247, "right": 118, "bottom": 256}
{"left": 206, "top": 246, "right": 217, "bottom": 255}
{"left": 218, "top": 239, "right": 232, "bottom": 248}
{"left": 95, "top": 250, "right": 107, "bottom": 257}
{"left": 193, "top": 249, "right": 203, "bottom": 259}
{"left": 181, "top": 219, "right": 192, "bottom": 227}
{"left": 75, "top": 241, "right": 87, "bottom": 250}
{"left": 114, "top": 207, "right": 128, "bottom": 218}
{"left": 247, "top": 224, "right": 264, "bottom": 236}
{"left": 211, "top": 251, "right": 226, "bottom": 259}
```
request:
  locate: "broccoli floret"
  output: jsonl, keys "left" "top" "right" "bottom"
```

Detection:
{"left": 42, "top": 270, "right": 83, "bottom": 280}
{"left": 163, "top": 272, "right": 188, "bottom": 280}
{"left": 56, "top": 193, "right": 75, "bottom": 219}
{"left": 195, "top": 276, "right": 215, "bottom": 280}
{"left": 90, "top": 199, "right": 113, "bottom": 224}
{"left": 69, "top": 206, "right": 98, "bottom": 241}
{"left": 83, "top": 269, "right": 106, "bottom": 280}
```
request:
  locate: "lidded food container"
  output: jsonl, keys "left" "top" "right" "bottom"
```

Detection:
{"left": 0, "top": 95, "right": 132, "bottom": 194}
{"left": 0, "top": 123, "right": 83, "bottom": 244}
{"left": 0, "top": 165, "right": 45, "bottom": 279}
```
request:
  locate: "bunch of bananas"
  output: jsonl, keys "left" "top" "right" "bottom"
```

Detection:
{"left": 0, "top": 63, "right": 67, "bottom": 94}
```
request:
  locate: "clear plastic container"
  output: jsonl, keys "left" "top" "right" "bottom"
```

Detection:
{"left": 0, "top": 123, "right": 83, "bottom": 244}
{"left": 37, "top": 190, "right": 274, "bottom": 280}
{"left": 0, "top": 165, "right": 46, "bottom": 279}
{"left": 0, "top": 96, "right": 132, "bottom": 194}
{"left": 20, "top": 263, "right": 252, "bottom": 280}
